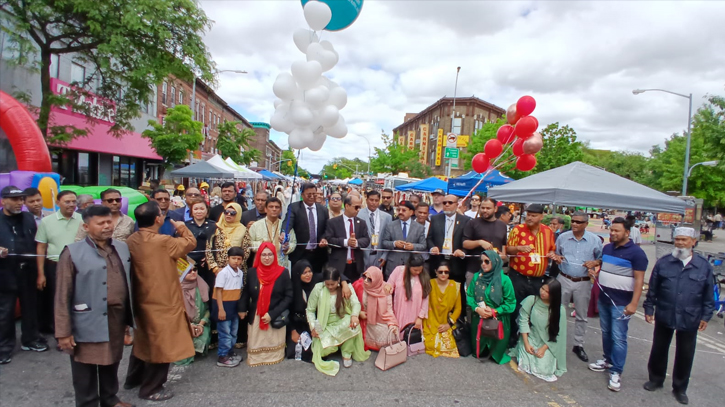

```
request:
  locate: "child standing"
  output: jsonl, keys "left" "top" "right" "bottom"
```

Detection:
{"left": 213, "top": 247, "right": 245, "bottom": 367}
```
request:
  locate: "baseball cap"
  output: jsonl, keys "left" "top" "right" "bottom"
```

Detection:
{"left": 431, "top": 189, "right": 445, "bottom": 195}
{"left": 526, "top": 203, "right": 545, "bottom": 213}
{"left": 1, "top": 186, "right": 26, "bottom": 198}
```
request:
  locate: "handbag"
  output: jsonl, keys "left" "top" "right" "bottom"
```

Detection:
{"left": 375, "top": 328, "right": 407, "bottom": 371}
{"left": 476, "top": 316, "right": 504, "bottom": 358}
{"left": 400, "top": 323, "right": 425, "bottom": 356}
{"left": 270, "top": 309, "right": 290, "bottom": 329}
{"left": 449, "top": 316, "right": 471, "bottom": 357}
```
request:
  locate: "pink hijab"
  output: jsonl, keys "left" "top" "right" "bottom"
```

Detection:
{"left": 363, "top": 267, "right": 398, "bottom": 326}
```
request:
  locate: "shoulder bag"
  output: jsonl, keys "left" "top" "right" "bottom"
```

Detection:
{"left": 400, "top": 323, "right": 425, "bottom": 356}
{"left": 375, "top": 327, "right": 407, "bottom": 371}
{"left": 271, "top": 309, "right": 290, "bottom": 329}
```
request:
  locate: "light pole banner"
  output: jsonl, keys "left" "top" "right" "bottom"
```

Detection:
{"left": 436, "top": 128, "right": 444, "bottom": 166}
{"left": 419, "top": 124, "right": 429, "bottom": 164}
{"left": 407, "top": 130, "right": 415, "bottom": 151}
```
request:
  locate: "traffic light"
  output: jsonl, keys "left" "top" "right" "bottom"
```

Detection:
{"left": 287, "top": 160, "right": 292, "bottom": 167}
{"left": 333, "top": 164, "right": 337, "bottom": 169}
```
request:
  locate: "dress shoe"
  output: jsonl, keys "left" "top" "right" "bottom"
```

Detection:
{"left": 643, "top": 381, "right": 663, "bottom": 391}
{"left": 673, "top": 391, "right": 689, "bottom": 405}
{"left": 572, "top": 346, "right": 589, "bottom": 362}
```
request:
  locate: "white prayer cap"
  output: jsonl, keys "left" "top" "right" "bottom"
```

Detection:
{"left": 674, "top": 227, "right": 696, "bottom": 238}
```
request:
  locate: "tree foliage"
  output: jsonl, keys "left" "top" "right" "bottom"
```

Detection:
{"left": 370, "top": 132, "right": 431, "bottom": 178}
{"left": 582, "top": 148, "right": 652, "bottom": 185}
{"left": 142, "top": 105, "right": 202, "bottom": 173}
{"left": 215, "top": 122, "right": 261, "bottom": 165}
{"left": 463, "top": 119, "right": 583, "bottom": 179}
{"left": 321, "top": 157, "right": 368, "bottom": 179}
{"left": 279, "top": 149, "right": 310, "bottom": 178}
{"left": 1, "top": 0, "right": 215, "bottom": 144}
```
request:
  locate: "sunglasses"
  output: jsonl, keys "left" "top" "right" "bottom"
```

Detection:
{"left": 443, "top": 201, "right": 456, "bottom": 205}
{"left": 437, "top": 269, "right": 450, "bottom": 275}
{"left": 571, "top": 220, "right": 587, "bottom": 224}
{"left": 186, "top": 193, "right": 200, "bottom": 197}
{"left": 225, "top": 210, "right": 237, "bottom": 216}
{"left": 330, "top": 197, "right": 341, "bottom": 201}
{"left": 352, "top": 205, "right": 362, "bottom": 210}
{"left": 482, "top": 259, "right": 491, "bottom": 265}
{"left": 155, "top": 197, "right": 170, "bottom": 202}
{"left": 104, "top": 198, "right": 122, "bottom": 203}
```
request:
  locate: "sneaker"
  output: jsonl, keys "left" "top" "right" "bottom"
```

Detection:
{"left": 227, "top": 351, "right": 244, "bottom": 362}
{"left": 20, "top": 340, "right": 49, "bottom": 352}
{"left": 608, "top": 372, "right": 621, "bottom": 392}
{"left": 0, "top": 353, "right": 11, "bottom": 364}
{"left": 217, "top": 355, "right": 240, "bottom": 368}
{"left": 342, "top": 358, "right": 352, "bottom": 368}
{"left": 588, "top": 359, "right": 612, "bottom": 372}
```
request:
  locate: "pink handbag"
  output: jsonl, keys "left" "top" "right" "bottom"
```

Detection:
{"left": 375, "top": 328, "right": 407, "bottom": 371}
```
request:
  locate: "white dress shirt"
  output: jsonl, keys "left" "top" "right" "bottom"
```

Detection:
{"left": 442, "top": 214, "right": 456, "bottom": 254}
{"left": 343, "top": 214, "right": 354, "bottom": 260}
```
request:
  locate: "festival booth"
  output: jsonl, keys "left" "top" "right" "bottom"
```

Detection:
{"left": 224, "top": 157, "right": 263, "bottom": 180}
{"left": 170, "top": 161, "right": 236, "bottom": 179}
{"left": 395, "top": 177, "right": 448, "bottom": 193}
{"left": 258, "top": 169, "right": 285, "bottom": 180}
{"left": 348, "top": 178, "right": 363, "bottom": 186}
{"left": 448, "top": 169, "right": 513, "bottom": 196}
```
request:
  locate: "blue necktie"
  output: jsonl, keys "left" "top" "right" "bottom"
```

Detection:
{"left": 402, "top": 221, "right": 407, "bottom": 239}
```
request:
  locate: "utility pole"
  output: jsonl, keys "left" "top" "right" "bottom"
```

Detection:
{"left": 446, "top": 67, "right": 461, "bottom": 179}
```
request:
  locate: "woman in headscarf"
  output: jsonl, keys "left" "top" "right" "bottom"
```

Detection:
{"left": 512, "top": 277, "right": 567, "bottom": 382}
{"left": 467, "top": 250, "right": 516, "bottom": 364}
{"left": 174, "top": 268, "right": 211, "bottom": 366}
{"left": 237, "top": 242, "right": 292, "bottom": 366}
{"left": 358, "top": 266, "right": 398, "bottom": 351}
{"left": 205, "top": 202, "right": 251, "bottom": 274}
{"left": 306, "top": 267, "right": 370, "bottom": 376}
{"left": 285, "top": 260, "right": 322, "bottom": 361}
{"left": 424, "top": 261, "right": 461, "bottom": 358}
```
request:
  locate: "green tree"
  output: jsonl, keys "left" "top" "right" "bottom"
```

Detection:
{"left": 142, "top": 105, "right": 202, "bottom": 176}
{"left": 370, "top": 132, "right": 430, "bottom": 178}
{"left": 463, "top": 120, "right": 583, "bottom": 179}
{"left": 582, "top": 147, "right": 652, "bottom": 185}
{"left": 216, "top": 122, "right": 261, "bottom": 165}
{"left": 321, "top": 157, "right": 368, "bottom": 179}
{"left": 698, "top": 95, "right": 725, "bottom": 164}
{"left": 1, "top": 0, "right": 215, "bottom": 144}
{"left": 279, "top": 149, "right": 310, "bottom": 178}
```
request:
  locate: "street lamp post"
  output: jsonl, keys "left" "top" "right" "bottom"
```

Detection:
{"left": 446, "top": 67, "right": 461, "bottom": 179}
{"left": 686, "top": 161, "right": 719, "bottom": 192}
{"left": 269, "top": 159, "right": 292, "bottom": 171}
{"left": 632, "top": 88, "right": 693, "bottom": 196}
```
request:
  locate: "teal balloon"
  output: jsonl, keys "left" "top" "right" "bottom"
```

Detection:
{"left": 301, "top": 0, "right": 363, "bottom": 31}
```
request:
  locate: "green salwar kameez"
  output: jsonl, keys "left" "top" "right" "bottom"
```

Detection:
{"left": 466, "top": 270, "right": 516, "bottom": 365}
{"left": 512, "top": 295, "right": 567, "bottom": 381}
{"left": 174, "top": 287, "right": 211, "bottom": 366}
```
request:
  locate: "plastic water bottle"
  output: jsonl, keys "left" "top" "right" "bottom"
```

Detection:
{"left": 294, "top": 339, "right": 303, "bottom": 361}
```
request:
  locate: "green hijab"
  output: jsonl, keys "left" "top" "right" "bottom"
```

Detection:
{"left": 476, "top": 250, "right": 504, "bottom": 305}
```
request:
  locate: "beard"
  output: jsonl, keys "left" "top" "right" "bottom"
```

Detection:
{"left": 7, "top": 207, "right": 22, "bottom": 215}
{"left": 444, "top": 210, "right": 457, "bottom": 217}
{"left": 672, "top": 247, "right": 691, "bottom": 260}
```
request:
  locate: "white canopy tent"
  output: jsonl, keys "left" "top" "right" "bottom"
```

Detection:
{"left": 206, "top": 155, "right": 261, "bottom": 180}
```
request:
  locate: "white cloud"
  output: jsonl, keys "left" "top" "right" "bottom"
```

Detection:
{"left": 200, "top": 0, "right": 725, "bottom": 172}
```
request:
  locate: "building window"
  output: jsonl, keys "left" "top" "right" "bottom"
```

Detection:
{"left": 170, "top": 86, "right": 176, "bottom": 107}
{"left": 161, "top": 82, "right": 167, "bottom": 105}
{"left": 201, "top": 103, "right": 205, "bottom": 123}
{"left": 195, "top": 101, "right": 200, "bottom": 120}
{"left": 178, "top": 90, "right": 183, "bottom": 105}
{"left": 71, "top": 62, "right": 85, "bottom": 85}
{"left": 452, "top": 117, "right": 462, "bottom": 134}
{"left": 49, "top": 54, "right": 60, "bottom": 79}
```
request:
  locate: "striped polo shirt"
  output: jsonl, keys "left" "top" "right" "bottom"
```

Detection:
{"left": 599, "top": 240, "right": 648, "bottom": 306}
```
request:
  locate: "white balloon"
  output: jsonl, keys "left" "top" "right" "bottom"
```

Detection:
{"left": 288, "top": 133, "right": 306, "bottom": 150}
{"left": 273, "top": 98, "right": 284, "bottom": 109}
{"left": 291, "top": 60, "right": 322, "bottom": 90}
{"left": 319, "top": 40, "right": 335, "bottom": 52}
{"left": 290, "top": 127, "right": 314, "bottom": 149}
{"left": 306, "top": 42, "right": 337, "bottom": 72}
{"left": 303, "top": 1, "right": 332, "bottom": 31}
{"left": 292, "top": 28, "right": 319, "bottom": 54}
{"left": 325, "top": 116, "right": 347, "bottom": 139}
{"left": 306, "top": 42, "right": 324, "bottom": 60}
{"left": 291, "top": 104, "right": 314, "bottom": 127}
{"left": 320, "top": 104, "right": 340, "bottom": 127}
{"left": 270, "top": 108, "right": 294, "bottom": 133}
{"left": 328, "top": 86, "right": 348, "bottom": 109}
{"left": 307, "top": 133, "right": 326, "bottom": 151}
{"left": 272, "top": 73, "right": 298, "bottom": 100}
{"left": 304, "top": 86, "right": 329, "bottom": 108}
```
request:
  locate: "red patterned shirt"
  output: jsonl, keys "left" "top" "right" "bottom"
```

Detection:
{"left": 507, "top": 224, "right": 556, "bottom": 277}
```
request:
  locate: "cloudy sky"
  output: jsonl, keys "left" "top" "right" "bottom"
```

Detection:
{"left": 200, "top": 0, "right": 725, "bottom": 173}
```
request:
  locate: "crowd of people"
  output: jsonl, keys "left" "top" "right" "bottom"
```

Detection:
{"left": 0, "top": 181, "right": 717, "bottom": 406}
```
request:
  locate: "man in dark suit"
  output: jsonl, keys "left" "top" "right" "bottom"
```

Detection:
{"left": 322, "top": 195, "right": 370, "bottom": 282}
{"left": 428, "top": 194, "right": 470, "bottom": 284}
{"left": 241, "top": 191, "right": 268, "bottom": 229}
{"left": 173, "top": 187, "right": 201, "bottom": 221}
{"left": 288, "top": 182, "right": 329, "bottom": 273}
{"left": 381, "top": 201, "right": 426, "bottom": 277}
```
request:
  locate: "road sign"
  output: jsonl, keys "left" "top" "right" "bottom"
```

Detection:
{"left": 446, "top": 133, "right": 457, "bottom": 148}
{"left": 444, "top": 148, "right": 459, "bottom": 158}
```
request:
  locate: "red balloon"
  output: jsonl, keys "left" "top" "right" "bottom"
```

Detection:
{"left": 484, "top": 139, "right": 503, "bottom": 159}
{"left": 516, "top": 154, "right": 537, "bottom": 172}
{"left": 496, "top": 124, "right": 516, "bottom": 144}
{"left": 515, "top": 116, "right": 538, "bottom": 139}
{"left": 517, "top": 95, "right": 536, "bottom": 116}
{"left": 512, "top": 138, "right": 525, "bottom": 156}
{"left": 531, "top": 116, "right": 539, "bottom": 129}
{"left": 471, "top": 153, "right": 490, "bottom": 173}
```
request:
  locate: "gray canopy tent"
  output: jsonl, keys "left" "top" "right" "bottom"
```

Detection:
{"left": 487, "top": 161, "right": 686, "bottom": 213}
{"left": 169, "top": 161, "right": 235, "bottom": 179}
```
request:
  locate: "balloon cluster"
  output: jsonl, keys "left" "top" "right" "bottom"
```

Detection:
{"left": 471, "top": 95, "right": 542, "bottom": 173}
{"left": 270, "top": 1, "right": 349, "bottom": 151}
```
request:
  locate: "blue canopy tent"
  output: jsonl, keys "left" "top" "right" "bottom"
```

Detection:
{"left": 348, "top": 178, "right": 363, "bottom": 185}
{"left": 395, "top": 177, "right": 448, "bottom": 192}
{"left": 258, "top": 169, "right": 284, "bottom": 180}
{"left": 448, "top": 170, "right": 513, "bottom": 196}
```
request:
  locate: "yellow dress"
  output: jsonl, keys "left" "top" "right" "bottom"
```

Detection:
{"left": 423, "top": 281, "right": 461, "bottom": 358}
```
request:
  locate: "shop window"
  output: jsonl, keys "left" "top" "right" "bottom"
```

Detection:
{"left": 78, "top": 152, "right": 90, "bottom": 186}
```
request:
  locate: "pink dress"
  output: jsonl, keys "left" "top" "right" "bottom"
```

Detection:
{"left": 387, "top": 266, "right": 429, "bottom": 328}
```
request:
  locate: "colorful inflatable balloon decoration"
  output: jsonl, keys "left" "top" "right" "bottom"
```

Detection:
{"left": 271, "top": 1, "right": 363, "bottom": 152}
{"left": 464, "top": 95, "right": 543, "bottom": 201}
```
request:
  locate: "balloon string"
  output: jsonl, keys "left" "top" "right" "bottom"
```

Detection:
{"left": 283, "top": 149, "right": 302, "bottom": 243}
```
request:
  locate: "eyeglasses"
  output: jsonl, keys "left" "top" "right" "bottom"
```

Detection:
{"left": 482, "top": 259, "right": 491, "bottom": 265}
{"left": 437, "top": 269, "right": 450, "bottom": 275}
{"left": 443, "top": 201, "right": 456, "bottom": 205}
{"left": 104, "top": 198, "right": 122, "bottom": 203}
{"left": 186, "top": 193, "right": 200, "bottom": 197}
{"left": 571, "top": 220, "right": 587, "bottom": 224}
{"left": 224, "top": 210, "right": 237, "bottom": 216}
{"left": 155, "top": 197, "right": 170, "bottom": 202}
{"left": 330, "top": 197, "right": 341, "bottom": 201}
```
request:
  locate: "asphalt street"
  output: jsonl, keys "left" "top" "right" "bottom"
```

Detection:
{"left": 1, "top": 223, "right": 724, "bottom": 407}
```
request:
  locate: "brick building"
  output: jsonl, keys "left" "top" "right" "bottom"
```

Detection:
{"left": 392, "top": 96, "right": 505, "bottom": 178}
{"left": 250, "top": 122, "right": 283, "bottom": 170}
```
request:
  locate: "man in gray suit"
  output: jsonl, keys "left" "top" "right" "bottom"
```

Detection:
{"left": 381, "top": 200, "right": 426, "bottom": 277}
{"left": 358, "top": 190, "right": 392, "bottom": 270}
